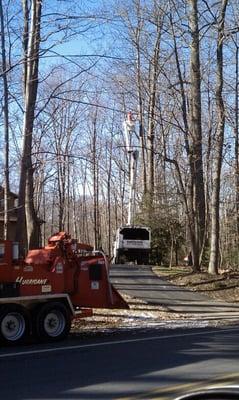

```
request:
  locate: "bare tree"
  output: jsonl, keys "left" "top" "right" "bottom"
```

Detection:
{"left": 168, "top": 0, "right": 205, "bottom": 271}
{"left": 146, "top": 4, "right": 164, "bottom": 205}
{"left": 90, "top": 108, "right": 101, "bottom": 249}
{"left": 134, "top": 0, "right": 147, "bottom": 194}
{"left": 208, "top": 0, "right": 228, "bottom": 274}
{"left": 233, "top": 35, "right": 239, "bottom": 238}
{"left": 16, "top": 0, "right": 42, "bottom": 250}
{"left": 0, "top": 0, "right": 10, "bottom": 239}
{"left": 188, "top": 0, "right": 205, "bottom": 270}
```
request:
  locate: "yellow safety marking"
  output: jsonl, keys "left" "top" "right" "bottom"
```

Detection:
{"left": 116, "top": 371, "right": 239, "bottom": 400}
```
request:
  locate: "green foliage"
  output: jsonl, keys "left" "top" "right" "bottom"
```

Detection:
{"left": 150, "top": 225, "right": 171, "bottom": 265}
{"left": 136, "top": 196, "right": 185, "bottom": 266}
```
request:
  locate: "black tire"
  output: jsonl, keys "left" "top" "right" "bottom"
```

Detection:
{"left": 0, "top": 304, "right": 30, "bottom": 345}
{"left": 34, "top": 302, "right": 71, "bottom": 342}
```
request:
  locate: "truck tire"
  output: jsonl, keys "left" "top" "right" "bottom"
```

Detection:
{"left": 0, "top": 304, "right": 30, "bottom": 345}
{"left": 119, "top": 255, "right": 125, "bottom": 264}
{"left": 34, "top": 302, "right": 71, "bottom": 342}
{"left": 140, "top": 257, "right": 149, "bottom": 265}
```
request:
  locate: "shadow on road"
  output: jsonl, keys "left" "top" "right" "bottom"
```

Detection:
{"left": 1, "top": 325, "right": 239, "bottom": 399}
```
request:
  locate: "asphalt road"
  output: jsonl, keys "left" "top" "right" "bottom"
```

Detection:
{"left": 1, "top": 326, "right": 239, "bottom": 400}
{"left": 110, "top": 264, "right": 239, "bottom": 315}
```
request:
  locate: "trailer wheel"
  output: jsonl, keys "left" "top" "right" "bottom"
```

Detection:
{"left": 35, "top": 302, "right": 71, "bottom": 342}
{"left": 0, "top": 304, "right": 30, "bottom": 345}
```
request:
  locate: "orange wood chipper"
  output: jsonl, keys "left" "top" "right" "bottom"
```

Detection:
{"left": 0, "top": 232, "right": 128, "bottom": 344}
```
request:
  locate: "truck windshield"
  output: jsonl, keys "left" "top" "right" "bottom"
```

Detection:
{"left": 120, "top": 228, "right": 149, "bottom": 240}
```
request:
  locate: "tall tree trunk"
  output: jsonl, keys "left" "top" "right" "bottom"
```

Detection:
{"left": 208, "top": 0, "right": 228, "bottom": 274}
{"left": 188, "top": 0, "right": 205, "bottom": 270}
{"left": 135, "top": 2, "right": 147, "bottom": 194}
{"left": 16, "top": 0, "right": 42, "bottom": 250}
{"left": 73, "top": 185, "right": 78, "bottom": 239}
{"left": 92, "top": 110, "right": 100, "bottom": 249}
{"left": 234, "top": 40, "right": 239, "bottom": 238}
{"left": 0, "top": 0, "right": 10, "bottom": 240}
{"left": 147, "top": 21, "right": 161, "bottom": 206}
{"left": 107, "top": 132, "right": 113, "bottom": 257}
{"left": 66, "top": 154, "right": 70, "bottom": 233}
{"left": 204, "top": 69, "right": 213, "bottom": 256}
{"left": 82, "top": 167, "right": 89, "bottom": 243}
{"left": 170, "top": 7, "right": 204, "bottom": 271}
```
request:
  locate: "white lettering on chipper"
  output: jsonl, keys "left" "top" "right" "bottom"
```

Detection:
{"left": 16, "top": 276, "right": 48, "bottom": 285}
